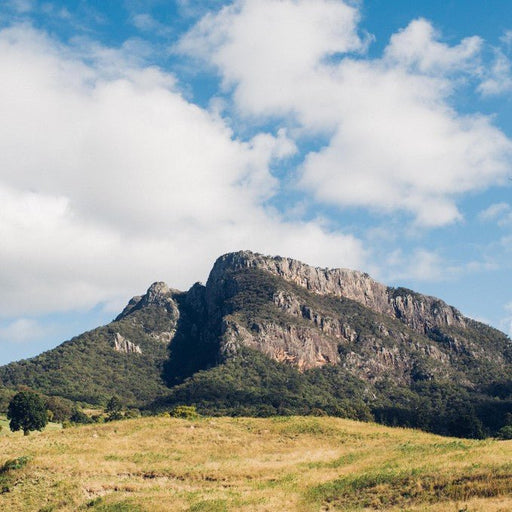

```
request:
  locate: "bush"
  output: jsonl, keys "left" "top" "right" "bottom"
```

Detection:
{"left": 44, "top": 395, "right": 74, "bottom": 422}
{"left": 70, "top": 409, "right": 93, "bottom": 424}
{"left": 0, "top": 456, "right": 30, "bottom": 473}
{"left": 498, "top": 425, "right": 512, "bottom": 440}
{"left": 105, "top": 396, "right": 124, "bottom": 422}
{"left": 170, "top": 405, "right": 199, "bottom": 420}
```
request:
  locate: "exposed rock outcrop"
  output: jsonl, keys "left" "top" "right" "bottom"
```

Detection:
{"left": 113, "top": 332, "right": 142, "bottom": 354}
{"left": 209, "top": 251, "right": 466, "bottom": 335}
{"left": 116, "top": 282, "right": 181, "bottom": 321}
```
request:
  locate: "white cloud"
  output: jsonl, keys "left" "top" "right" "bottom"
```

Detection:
{"left": 479, "top": 202, "right": 511, "bottom": 221}
{"left": 178, "top": 0, "right": 365, "bottom": 128}
{"left": 0, "top": 23, "right": 365, "bottom": 317}
{"left": 478, "top": 49, "right": 512, "bottom": 96}
{"left": 176, "top": 0, "right": 227, "bottom": 18}
{"left": 10, "top": 0, "right": 34, "bottom": 14}
{"left": 0, "top": 318, "right": 47, "bottom": 344}
{"left": 383, "top": 248, "right": 446, "bottom": 282}
{"left": 181, "top": 2, "right": 512, "bottom": 226}
{"left": 500, "top": 302, "right": 512, "bottom": 336}
{"left": 502, "top": 30, "right": 512, "bottom": 47}
{"left": 132, "top": 13, "right": 159, "bottom": 31}
{"left": 131, "top": 13, "right": 173, "bottom": 37}
{"left": 477, "top": 30, "right": 512, "bottom": 96}
{"left": 384, "top": 18, "right": 482, "bottom": 75}
{"left": 478, "top": 202, "right": 512, "bottom": 226}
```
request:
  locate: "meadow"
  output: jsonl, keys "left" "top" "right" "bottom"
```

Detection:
{"left": 1, "top": 414, "right": 512, "bottom": 511}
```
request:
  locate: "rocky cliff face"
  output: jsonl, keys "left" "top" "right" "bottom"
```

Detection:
{"left": 208, "top": 251, "right": 466, "bottom": 335}
{"left": 113, "top": 332, "right": 142, "bottom": 354}
{"left": 197, "top": 251, "right": 490, "bottom": 383}
{"left": 117, "top": 282, "right": 181, "bottom": 321}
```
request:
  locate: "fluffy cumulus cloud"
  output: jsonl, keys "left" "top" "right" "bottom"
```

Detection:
{"left": 179, "top": 0, "right": 365, "bottom": 127}
{"left": 384, "top": 19, "right": 483, "bottom": 75}
{"left": 0, "top": 23, "right": 364, "bottom": 317}
{"left": 181, "top": 0, "right": 512, "bottom": 227}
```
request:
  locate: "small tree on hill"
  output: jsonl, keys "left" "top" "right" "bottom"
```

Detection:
{"left": 105, "top": 395, "right": 123, "bottom": 421}
{"left": 7, "top": 391, "right": 48, "bottom": 435}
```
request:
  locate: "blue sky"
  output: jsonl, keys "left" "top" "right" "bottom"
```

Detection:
{"left": 1, "top": 0, "right": 512, "bottom": 365}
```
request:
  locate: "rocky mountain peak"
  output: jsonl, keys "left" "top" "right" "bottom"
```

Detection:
{"left": 144, "top": 281, "right": 172, "bottom": 304}
{"left": 209, "top": 250, "right": 387, "bottom": 314}
{"left": 116, "top": 281, "right": 182, "bottom": 320}
{"left": 209, "top": 250, "right": 466, "bottom": 336}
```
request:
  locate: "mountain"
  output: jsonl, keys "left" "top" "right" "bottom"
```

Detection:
{"left": 1, "top": 250, "right": 512, "bottom": 437}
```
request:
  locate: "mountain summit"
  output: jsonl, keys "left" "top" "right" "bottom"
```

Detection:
{"left": 1, "top": 250, "right": 511, "bottom": 437}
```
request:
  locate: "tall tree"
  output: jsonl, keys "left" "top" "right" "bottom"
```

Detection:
{"left": 7, "top": 391, "right": 48, "bottom": 435}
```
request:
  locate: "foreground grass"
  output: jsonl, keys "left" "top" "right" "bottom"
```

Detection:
{"left": 0, "top": 415, "right": 61, "bottom": 437}
{"left": 0, "top": 416, "right": 511, "bottom": 511}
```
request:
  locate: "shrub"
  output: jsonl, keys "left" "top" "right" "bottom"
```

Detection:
{"left": 70, "top": 409, "right": 93, "bottom": 424}
{"left": 169, "top": 405, "right": 199, "bottom": 420}
{"left": 44, "top": 395, "right": 74, "bottom": 422}
{"left": 497, "top": 425, "right": 512, "bottom": 440}
{"left": 0, "top": 456, "right": 30, "bottom": 473}
{"left": 105, "top": 396, "right": 124, "bottom": 422}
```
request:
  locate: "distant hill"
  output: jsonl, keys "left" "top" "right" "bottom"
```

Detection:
{"left": 1, "top": 250, "right": 512, "bottom": 437}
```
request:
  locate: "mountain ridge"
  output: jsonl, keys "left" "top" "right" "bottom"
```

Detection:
{"left": 1, "top": 250, "right": 511, "bottom": 437}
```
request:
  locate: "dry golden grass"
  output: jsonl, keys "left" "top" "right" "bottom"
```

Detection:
{"left": 0, "top": 415, "right": 511, "bottom": 511}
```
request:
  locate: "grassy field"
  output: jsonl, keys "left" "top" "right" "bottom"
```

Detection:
{"left": 0, "top": 415, "right": 62, "bottom": 437}
{"left": 1, "top": 415, "right": 512, "bottom": 512}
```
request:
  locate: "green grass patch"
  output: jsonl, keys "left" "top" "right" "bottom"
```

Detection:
{"left": 86, "top": 498, "right": 145, "bottom": 511}
{"left": 307, "top": 465, "right": 512, "bottom": 509}
{"left": 189, "top": 499, "right": 228, "bottom": 511}
{"left": 0, "top": 455, "right": 30, "bottom": 494}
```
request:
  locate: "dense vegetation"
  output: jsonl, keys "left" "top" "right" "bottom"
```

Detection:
{"left": 155, "top": 346, "right": 512, "bottom": 438}
{"left": 159, "top": 267, "right": 512, "bottom": 438}
{"left": 156, "top": 348, "right": 372, "bottom": 420}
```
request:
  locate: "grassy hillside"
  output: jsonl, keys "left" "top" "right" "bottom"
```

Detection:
{"left": 1, "top": 415, "right": 512, "bottom": 511}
